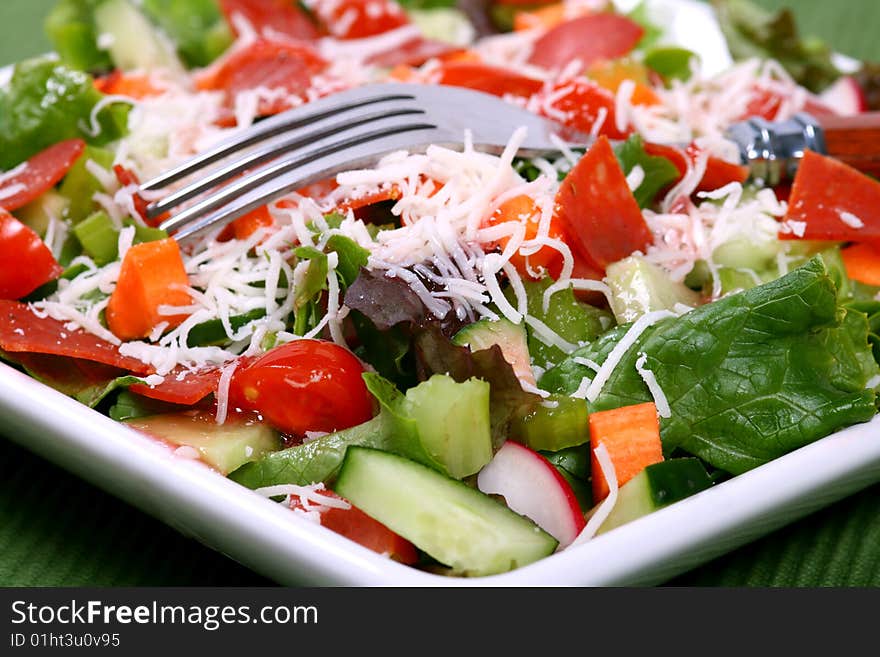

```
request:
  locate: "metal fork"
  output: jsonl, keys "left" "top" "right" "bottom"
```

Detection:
{"left": 141, "top": 83, "right": 590, "bottom": 241}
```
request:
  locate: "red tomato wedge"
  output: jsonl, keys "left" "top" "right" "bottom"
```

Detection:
{"left": 431, "top": 62, "right": 543, "bottom": 99}
{"left": 0, "top": 211, "right": 63, "bottom": 300}
{"left": 196, "top": 38, "right": 328, "bottom": 118}
{"left": 219, "top": 0, "right": 319, "bottom": 40}
{"left": 229, "top": 340, "right": 373, "bottom": 437}
{"left": 780, "top": 149, "right": 880, "bottom": 242}
{"left": 0, "top": 139, "right": 85, "bottom": 212}
{"left": 0, "top": 300, "right": 153, "bottom": 375}
{"left": 536, "top": 78, "right": 628, "bottom": 140}
{"left": 310, "top": 0, "right": 408, "bottom": 39}
{"left": 129, "top": 365, "right": 226, "bottom": 405}
{"left": 289, "top": 489, "right": 419, "bottom": 564}
{"left": 527, "top": 13, "right": 645, "bottom": 71}
{"left": 643, "top": 142, "right": 749, "bottom": 195}
{"left": 553, "top": 135, "right": 652, "bottom": 270}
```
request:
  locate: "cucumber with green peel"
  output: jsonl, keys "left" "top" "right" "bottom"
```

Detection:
{"left": 452, "top": 317, "right": 534, "bottom": 384}
{"left": 15, "top": 190, "right": 69, "bottom": 237}
{"left": 335, "top": 446, "right": 558, "bottom": 576}
{"left": 125, "top": 411, "right": 281, "bottom": 475}
{"left": 596, "top": 458, "right": 713, "bottom": 535}
{"left": 94, "top": 0, "right": 183, "bottom": 73}
{"left": 605, "top": 255, "right": 701, "bottom": 323}
{"left": 186, "top": 309, "right": 267, "bottom": 347}
{"left": 74, "top": 210, "right": 118, "bottom": 265}
{"left": 711, "top": 237, "right": 779, "bottom": 272}
{"left": 510, "top": 394, "right": 589, "bottom": 451}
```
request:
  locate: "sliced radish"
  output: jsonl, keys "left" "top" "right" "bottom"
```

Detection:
{"left": 819, "top": 75, "right": 867, "bottom": 116}
{"left": 477, "top": 441, "right": 586, "bottom": 549}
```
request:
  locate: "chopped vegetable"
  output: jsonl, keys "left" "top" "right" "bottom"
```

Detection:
{"left": 105, "top": 238, "right": 192, "bottom": 340}
{"left": 0, "top": 211, "right": 64, "bottom": 300}
{"left": 588, "top": 401, "right": 663, "bottom": 502}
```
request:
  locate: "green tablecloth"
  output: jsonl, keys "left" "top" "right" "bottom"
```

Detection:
{"left": 1, "top": 0, "right": 879, "bottom": 587}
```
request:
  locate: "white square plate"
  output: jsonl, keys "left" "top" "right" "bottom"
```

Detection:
{"left": 3, "top": 361, "right": 880, "bottom": 586}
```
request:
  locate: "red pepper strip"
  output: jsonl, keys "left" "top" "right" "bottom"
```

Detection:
{"left": 129, "top": 365, "right": 225, "bottom": 405}
{"left": 0, "top": 139, "right": 85, "bottom": 212}
{"left": 218, "top": 0, "right": 319, "bottom": 40}
{"left": 366, "top": 37, "right": 462, "bottom": 68}
{"left": 112, "top": 164, "right": 161, "bottom": 225}
{"left": 0, "top": 300, "right": 153, "bottom": 375}
{"left": 643, "top": 142, "right": 749, "bottom": 195}
{"left": 780, "top": 148, "right": 880, "bottom": 242}
{"left": 554, "top": 135, "right": 652, "bottom": 271}
{"left": 527, "top": 13, "right": 645, "bottom": 71}
{"left": 289, "top": 489, "right": 419, "bottom": 564}
{"left": 0, "top": 211, "right": 63, "bottom": 300}
{"left": 430, "top": 62, "right": 544, "bottom": 99}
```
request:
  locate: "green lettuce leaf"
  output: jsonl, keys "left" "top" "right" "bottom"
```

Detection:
{"left": 613, "top": 134, "right": 681, "bottom": 209}
{"left": 712, "top": 0, "right": 840, "bottom": 93}
{"left": 540, "top": 257, "right": 879, "bottom": 474}
{"left": 0, "top": 57, "right": 129, "bottom": 169}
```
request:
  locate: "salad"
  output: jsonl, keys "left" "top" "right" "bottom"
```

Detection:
{"left": 1, "top": 0, "right": 879, "bottom": 578}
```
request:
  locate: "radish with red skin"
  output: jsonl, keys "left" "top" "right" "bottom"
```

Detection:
{"left": 477, "top": 441, "right": 586, "bottom": 549}
{"left": 819, "top": 75, "right": 868, "bottom": 116}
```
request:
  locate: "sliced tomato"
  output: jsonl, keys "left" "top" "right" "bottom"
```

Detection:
{"left": 431, "top": 62, "right": 543, "bottom": 99}
{"left": 527, "top": 13, "right": 645, "bottom": 71}
{"left": 0, "top": 300, "right": 153, "bottom": 374}
{"left": 553, "top": 135, "right": 652, "bottom": 270}
{"left": 366, "top": 37, "right": 461, "bottom": 68}
{"left": 310, "top": 0, "right": 408, "bottom": 39}
{"left": 642, "top": 142, "right": 749, "bottom": 195}
{"left": 535, "top": 78, "right": 628, "bottom": 139}
{"left": 0, "top": 211, "right": 63, "bottom": 300}
{"left": 129, "top": 365, "right": 226, "bottom": 405}
{"left": 229, "top": 339, "right": 373, "bottom": 437}
{"left": 0, "top": 139, "right": 85, "bottom": 212}
{"left": 289, "top": 489, "right": 419, "bottom": 564}
{"left": 196, "top": 38, "right": 328, "bottom": 118}
{"left": 780, "top": 148, "right": 880, "bottom": 242}
{"left": 219, "top": 0, "right": 319, "bottom": 40}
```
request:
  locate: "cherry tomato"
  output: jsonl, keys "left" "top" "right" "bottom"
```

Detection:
{"left": 218, "top": 0, "right": 319, "bottom": 41}
{"left": 0, "top": 210, "right": 63, "bottom": 300}
{"left": 229, "top": 340, "right": 373, "bottom": 437}
{"left": 536, "top": 78, "right": 629, "bottom": 140}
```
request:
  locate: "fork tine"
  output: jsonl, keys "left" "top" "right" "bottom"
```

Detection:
{"left": 140, "top": 87, "right": 418, "bottom": 191}
{"left": 146, "top": 105, "right": 427, "bottom": 218}
{"left": 160, "top": 119, "right": 447, "bottom": 240}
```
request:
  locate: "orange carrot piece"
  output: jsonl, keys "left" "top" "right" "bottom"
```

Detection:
{"left": 106, "top": 238, "right": 192, "bottom": 340}
{"left": 842, "top": 242, "right": 880, "bottom": 285}
{"left": 217, "top": 205, "right": 275, "bottom": 242}
{"left": 483, "top": 194, "right": 564, "bottom": 279}
{"left": 514, "top": 3, "right": 568, "bottom": 31}
{"left": 589, "top": 402, "right": 663, "bottom": 502}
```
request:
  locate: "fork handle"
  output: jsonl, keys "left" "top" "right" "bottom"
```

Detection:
{"left": 819, "top": 112, "right": 880, "bottom": 178}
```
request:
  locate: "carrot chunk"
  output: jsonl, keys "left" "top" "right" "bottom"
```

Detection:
{"left": 106, "top": 238, "right": 192, "bottom": 341}
{"left": 589, "top": 401, "right": 663, "bottom": 502}
{"left": 842, "top": 242, "right": 880, "bottom": 286}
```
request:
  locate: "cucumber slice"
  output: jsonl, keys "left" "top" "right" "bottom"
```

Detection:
{"left": 605, "top": 255, "right": 700, "bottom": 323}
{"left": 335, "top": 447, "right": 558, "bottom": 576}
{"left": 597, "top": 458, "right": 712, "bottom": 535}
{"left": 94, "top": 0, "right": 183, "bottom": 73}
{"left": 125, "top": 412, "right": 280, "bottom": 475}
{"left": 15, "top": 190, "right": 69, "bottom": 237}
{"left": 452, "top": 317, "right": 534, "bottom": 385}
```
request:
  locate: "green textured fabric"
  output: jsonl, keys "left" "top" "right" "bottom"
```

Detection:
{"left": 1, "top": 0, "right": 879, "bottom": 587}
